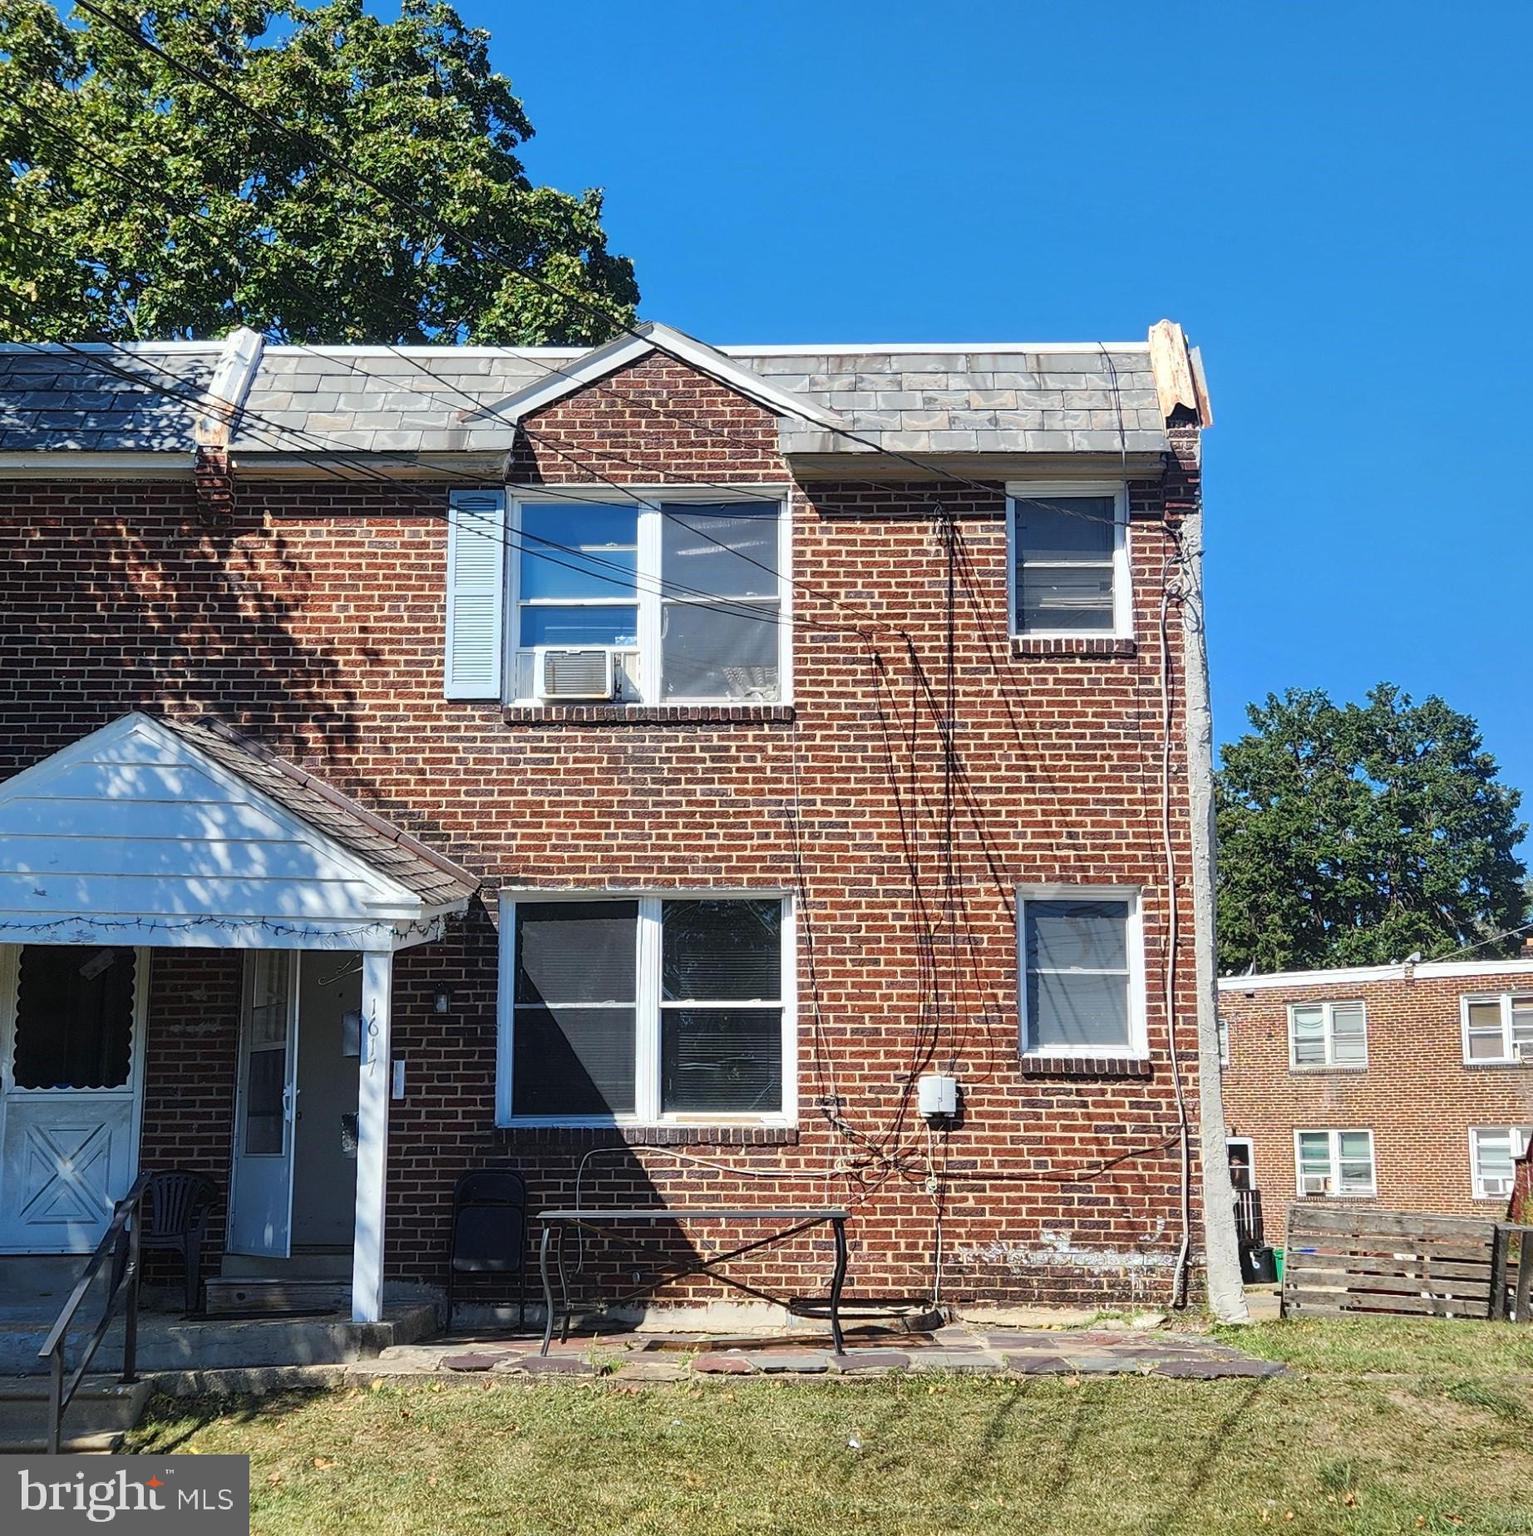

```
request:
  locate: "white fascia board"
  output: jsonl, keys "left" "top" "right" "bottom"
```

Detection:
{"left": 463, "top": 321, "right": 849, "bottom": 434}
{"left": 0, "top": 452, "right": 197, "bottom": 478}
{"left": 1219, "top": 957, "right": 1533, "bottom": 991}
{"left": 721, "top": 341, "right": 1151, "bottom": 356}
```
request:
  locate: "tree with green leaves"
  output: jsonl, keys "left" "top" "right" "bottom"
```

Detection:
{"left": 0, "top": 0, "right": 638, "bottom": 342}
{"left": 1216, "top": 684, "right": 1528, "bottom": 973}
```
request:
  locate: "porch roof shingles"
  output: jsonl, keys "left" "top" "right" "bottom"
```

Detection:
{"left": 0, "top": 338, "right": 1168, "bottom": 459}
{"left": 152, "top": 714, "right": 478, "bottom": 911}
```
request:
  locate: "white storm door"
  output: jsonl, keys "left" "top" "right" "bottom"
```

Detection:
{"left": 0, "top": 944, "right": 147, "bottom": 1254}
{"left": 228, "top": 951, "right": 300, "bottom": 1257}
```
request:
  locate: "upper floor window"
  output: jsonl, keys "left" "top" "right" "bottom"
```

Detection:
{"left": 1295, "top": 1128, "right": 1376, "bottom": 1198}
{"left": 1018, "top": 887, "right": 1145, "bottom": 1059}
{"left": 445, "top": 490, "right": 788, "bottom": 705}
{"left": 1469, "top": 1125, "right": 1531, "bottom": 1201}
{"left": 1006, "top": 483, "right": 1130, "bottom": 638}
{"left": 1461, "top": 993, "right": 1533, "bottom": 1066}
{"left": 496, "top": 893, "right": 794, "bottom": 1127}
{"left": 1288, "top": 1000, "right": 1367, "bottom": 1070}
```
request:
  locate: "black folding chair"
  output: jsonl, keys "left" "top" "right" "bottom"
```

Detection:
{"left": 446, "top": 1169, "right": 528, "bottom": 1332}
{"left": 139, "top": 1169, "right": 217, "bottom": 1314}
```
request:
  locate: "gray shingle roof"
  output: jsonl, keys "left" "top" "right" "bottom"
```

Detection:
{"left": 0, "top": 335, "right": 1168, "bottom": 460}
{"left": 0, "top": 343, "right": 219, "bottom": 452}
{"left": 154, "top": 713, "right": 479, "bottom": 912}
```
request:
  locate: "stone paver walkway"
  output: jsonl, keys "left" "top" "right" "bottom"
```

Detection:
{"left": 367, "top": 1323, "right": 1285, "bottom": 1383}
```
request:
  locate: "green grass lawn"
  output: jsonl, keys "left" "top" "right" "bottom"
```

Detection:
{"left": 128, "top": 1319, "right": 1533, "bottom": 1536}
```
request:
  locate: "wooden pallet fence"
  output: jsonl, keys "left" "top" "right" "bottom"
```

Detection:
{"left": 1282, "top": 1207, "right": 1498, "bottom": 1320}
{"left": 1491, "top": 1224, "right": 1533, "bottom": 1322}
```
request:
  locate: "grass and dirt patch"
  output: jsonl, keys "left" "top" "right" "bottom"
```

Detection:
{"left": 128, "top": 1317, "right": 1533, "bottom": 1536}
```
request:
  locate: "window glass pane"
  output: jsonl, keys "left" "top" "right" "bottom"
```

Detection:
{"left": 1330, "top": 1005, "right": 1367, "bottom": 1064}
{"left": 520, "top": 605, "right": 638, "bottom": 648}
{"left": 661, "top": 1007, "right": 782, "bottom": 1113}
{"left": 516, "top": 902, "right": 637, "bottom": 1005}
{"left": 1475, "top": 1130, "right": 1514, "bottom": 1186}
{"left": 660, "top": 600, "right": 778, "bottom": 700}
{"left": 1337, "top": 1131, "right": 1372, "bottom": 1164}
{"left": 512, "top": 1006, "right": 636, "bottom": 1117}
{"left": 1029, "top": 969, "right": 1130, "bottom": 1049}
{"left": 1467, "top": 1000, "right": 1503, "bottom": 1031}
{"left": 1296, "top": 1133, "right": 1331, "bottom": 1173}
{"left": 1512, "top": 1000, "right": 1533, "bottom": 1043}
{"left": 520, "top": 504, "right": 638, "bottom": 601}
{"left": 243, "top": 1048, "right": 285, "bottom": 1155}
{"left": 1336, "top": 1159, "right": 1373, "bottom": 1192}
{"left": 662, "top": 900, "right": 781, "bottom": 1002}
{"left": 1017, "top": 567, "right": 1115, "bottom": 632}
{"left": 1467, "top": 1028, "right": 1506, "bottom": 1060}
{"left": 1025, "top": 901, "right": 1128, "bottom": 972}
{"left": 1290, "top": 1006, "right": 1326, "bottom": 1065}
{"left": 13, "top": 945, "right": 135, "bottom": 1090}
{"left": 661, "top": 504, "right": 779, "bottom": 599}
{"left": 247, "top": 952, "right": 290, "bottom": 1049}
{"left": 1013, "top": 496, "right": 1115, "bottom": 562}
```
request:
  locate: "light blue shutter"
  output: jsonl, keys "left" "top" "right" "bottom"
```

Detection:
{"left": 444, "top": 491, "right": 506, "bottom": 699}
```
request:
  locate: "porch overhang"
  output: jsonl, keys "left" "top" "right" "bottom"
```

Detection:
{"left": 0, "top": 713, "right": 478, "bottom": 952}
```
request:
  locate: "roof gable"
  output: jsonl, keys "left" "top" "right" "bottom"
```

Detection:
{"left": 464, "top": 321, "right": 850, "bottom": 435}
{"left": 0, "top": 714, "right": 475, "bottom": 947}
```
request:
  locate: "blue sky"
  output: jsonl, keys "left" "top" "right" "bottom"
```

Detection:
{"left": 466, "top": 0, "right": 1532, "bottom": 831}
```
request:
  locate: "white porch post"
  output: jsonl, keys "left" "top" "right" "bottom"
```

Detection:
{"left": 352, "top": 948, "right": 393, "bottom": 1324}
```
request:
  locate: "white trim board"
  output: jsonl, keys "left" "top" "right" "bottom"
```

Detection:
{"left": 1219, "top": 958, "right": 1533, "bottom": 992}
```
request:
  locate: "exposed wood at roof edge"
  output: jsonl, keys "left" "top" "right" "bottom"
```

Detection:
{"left": 1147, "top": 320, "right": 1213, "bottom": 428}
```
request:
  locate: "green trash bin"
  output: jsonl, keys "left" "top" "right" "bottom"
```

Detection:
{"left": 1273, "top": 1247, "right": 1285, "bottom": 1283}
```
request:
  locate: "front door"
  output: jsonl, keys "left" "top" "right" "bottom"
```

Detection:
{"left": 227, "top": 951, "right": 300, "bottom": 1257}
{"left": 0, "top": 944, "right": 147, "bottom": 1253}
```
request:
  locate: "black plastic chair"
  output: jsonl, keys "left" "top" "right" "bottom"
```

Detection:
{"left": 446, "top": 1169, "right": 528, "bottom": 1332}
{"left": 139, "top": 1170, "right": 217, "bottom": 1314}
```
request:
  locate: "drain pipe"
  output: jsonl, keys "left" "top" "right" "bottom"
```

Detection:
{"left": 1178, "top": 487, "right": 1249, "bottom": 1325}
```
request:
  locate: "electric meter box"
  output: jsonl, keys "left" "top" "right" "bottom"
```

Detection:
{"left": 917, "top": 1072, "right": 959, "bottom": 1119}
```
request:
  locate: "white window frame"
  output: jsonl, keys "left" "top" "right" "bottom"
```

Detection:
{"left": 504, "top": 486, "right": 793, "bottom": 706}
{"left": 1217, "top": 1013, "right": 1230, "bottom": 1067}
{"left": 1287, "top": 999, "right": 1368, "bottom": 1070}
{"left": 1293, "top": 1128, "right": 1377, "bottom": 1199}
{"left": 1005, "top": 481, "right": 1131, "bottom": 640}
{"left": 1459, "top": 992, "right": 1533, "bottom": 1066}
{"left": 1468, "top": 1125, "right": 1531, "bottom": 1202}
{"left": 1017, "top": 884, "right": 1147, "bottom": 1061}
{"left": 495, "top": 889, "right": 797, "bottom": 1129}
{"left": 1226, "top": 1136, "right": 1255, "bottom": 1188}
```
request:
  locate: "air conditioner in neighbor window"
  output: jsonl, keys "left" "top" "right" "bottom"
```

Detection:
{"left": 1301, "top": 1174, "right": 1331, "bottom": 1197}
{"left": 1482, "top": 1176, "right": 1513, "bottom": 1198}
{"left": 535, "top": 647, "right": 616, "bottom": 701}
{"left": 1513, "top": 1040, "right": 1533, "bottom": 1063}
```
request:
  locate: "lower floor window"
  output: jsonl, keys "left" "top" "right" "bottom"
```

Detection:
{"left": 1018, "top": 887, "right": 1145, "bottom": 1058}
{"left": 498, "top": 893, "right": 791, "bottom": 1124}
{"left": 1295, "top": 1128, "right": 1375, "bottom": 1197}
{"left": 1470, "top": 1126, "right": 1531, "bottom": 1201}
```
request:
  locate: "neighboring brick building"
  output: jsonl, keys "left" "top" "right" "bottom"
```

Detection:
{"left": 0, "top": 319, "right": 1235, "bottom": 1320}
{"left": 1219, "top": 958, "right": 1533, "bottom": 1238}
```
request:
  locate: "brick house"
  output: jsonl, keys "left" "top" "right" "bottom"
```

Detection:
{"left": 0, "top": 319, "right": 1242, "bottom": 1323}
{"left": 1218, "top": 958, "right": 1533, "bottom": 1237}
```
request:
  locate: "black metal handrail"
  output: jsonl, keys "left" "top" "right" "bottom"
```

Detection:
{"left": 37, "top": 1172, "right": 150, "bottom": 1454}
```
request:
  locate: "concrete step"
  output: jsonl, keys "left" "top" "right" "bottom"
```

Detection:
{"left": 0, "top": 1302, "right": 440, "bottom": 1375}
{"left": 0, "top": 1376, "right": 151, "bottom": 1453}
{"left": 0, "top": 1431, "right": 124, "bottom": 1455}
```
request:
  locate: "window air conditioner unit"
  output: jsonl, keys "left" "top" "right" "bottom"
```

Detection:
{"left": 536, "top": 647, "right": 615, "bottom": 701}
{"left": 1483, "top": 1177, "right": 1512, "bottom": 1198}
{"left": 1301, "top": 1174, "right": 1331, "bottom": 1197}
{"left": 1513, "top": 1040, "right": 1533, "bottom": 1063}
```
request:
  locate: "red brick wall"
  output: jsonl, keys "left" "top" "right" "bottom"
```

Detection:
{"left": 0, "top": 351, "right": 1207, "bottom": 1308}
{"left": 1219, "top": 966, "right": 1533, "bottom": 1237}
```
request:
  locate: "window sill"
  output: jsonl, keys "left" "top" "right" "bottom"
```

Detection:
{"left": 495, "top": 1124, "right": 800, "bottom": 1148}
{"left": 1020, "top": 1054, "right": 1151, "bottom": 1079}
{"left": 1010, "top": 636, "right": 1137, "bottom": 658}
{"left": 501, "top": 703, "right": 795, "bottom": 727}
{"left": 1462, "top": 1060, "right": 1532, "bottom": 1070}
{"left": 1288, "top": 1064, "right": 1370, "bottom": 1075}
